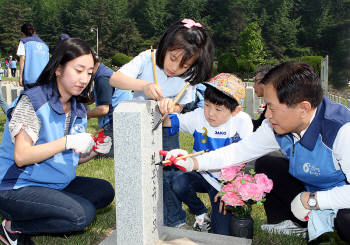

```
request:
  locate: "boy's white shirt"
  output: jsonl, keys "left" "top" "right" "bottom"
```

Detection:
{"left": 175, "top": 108, "right": 253, "bottom": 191}
{"left": 195, "top": 118, "right": 350, "bottom": 210}
{"left": 118, "top": 49, "right": 195, "bottom": 104}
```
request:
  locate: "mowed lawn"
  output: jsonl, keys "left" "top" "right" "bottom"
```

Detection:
{"left": 0, "top": 112, "right": 345, "bottom": 244}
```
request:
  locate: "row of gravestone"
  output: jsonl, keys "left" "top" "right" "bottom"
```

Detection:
{"left": 0, "top": 83, "right": 264, "bottom": 119}
{"left": 1, "top": 83, "right": 23, "bottom": 107}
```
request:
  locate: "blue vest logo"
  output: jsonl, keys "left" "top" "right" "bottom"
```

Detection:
{"left": 303, "top": 162, "right": 321, "bottom": 176}
{"left": 72, "top": 124, "right": 84, "bottom": 134}
{"left": 36, "top": 43, "right": 44, "bottom": 50}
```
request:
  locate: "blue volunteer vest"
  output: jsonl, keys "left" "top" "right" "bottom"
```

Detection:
{"left": 93, "top": 63, "right": 132, "bottom": 128}
{"left": 21, "top": 34, "right": 49, "bottom": 85}
{"left": 276, "top": 97, "right": 350, "bottom": 192}
{"left": 0, "top": 84, "right": 87, "bottom": 190}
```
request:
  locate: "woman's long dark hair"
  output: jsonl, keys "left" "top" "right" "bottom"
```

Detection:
{"left": 32, "top": 38, "right": 97, "bottom": 103}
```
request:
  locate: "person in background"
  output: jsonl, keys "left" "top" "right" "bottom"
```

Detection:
{"left": 0, "top": 65, "right": 8, "bottom": 114}
{"left": 252, "top": 65, "right": 273, "bottom": 131}
{"left": 58, "top": 33, "right": 70, "bottom": 43}
{"left": 160, "top": 73, "right": 253, "bottom": 235}
{"left": 4, "top": 58, "right": 9, "bottom": 77}
{"left": 0, "top": 38, "right": 114, "bottom": 245}
{"left": 87, "top": 58, "right": 132, "bottom": 158}
{"left": 181, "top": 83, "right": 206, "bottom": 113}
{"left": 109, "top": 18, "right": 215, "bottom": 229}
{"left": 10, "top": 57, "right": 17, "bottom": 78}
{"left": 16, "top": 22, "right": 49, "bottom": 90}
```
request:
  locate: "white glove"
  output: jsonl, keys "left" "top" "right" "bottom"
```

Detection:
{"left": 291, "top": 192, "right": 310, "bottom": 222}
{"left": 165, "top": 149, "right": 194, "bottom": 172}
{"left": 93, "top": 136, "right": 112, "bottom": 155}
{"left": 65, "top": 133, "right": 95, "bottom": 154}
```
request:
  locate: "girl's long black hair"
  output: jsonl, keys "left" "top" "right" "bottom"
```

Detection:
{"left": 31, "top": 38, "right": 97, "bottom": 103}
{"left": 156, "top": 19, "right": 215, "bottom": 85}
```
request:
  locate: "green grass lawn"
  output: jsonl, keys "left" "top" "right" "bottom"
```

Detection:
{"left": 0, "top": 114, "right": 346, "bottom": 244}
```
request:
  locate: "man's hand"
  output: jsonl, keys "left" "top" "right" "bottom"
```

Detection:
{"left": 291, "top": 192, "right": 310, "bottom": 222}
{"left": 165, "top": 149, "right": 194, "bottom": 172}
{"left": 65, "top": 133, "right": 95, "bottom": 154}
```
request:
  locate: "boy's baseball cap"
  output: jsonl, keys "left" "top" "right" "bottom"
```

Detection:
{"left": 204, "top": 73, "right": 246, "bottom": 105}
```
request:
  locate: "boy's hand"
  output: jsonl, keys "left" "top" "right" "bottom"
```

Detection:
{"left": 214, "top": 195, "right": 227, "bottom": 215}
{"left": 143, "top": 83, "right": 163, "bottom": 101}
{"left": 158, "top": 98, "right": 176, "bottom": 115}
{"left": 165, "top": 149, "right": 194, "bottom": 172}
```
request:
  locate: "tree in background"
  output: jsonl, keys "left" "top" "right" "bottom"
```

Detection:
{"left": 262, "top": 0, "right": 300, "bottom": 58}
{"left": 207, "top": 0, "right": 247, "bottom": 54}
{"left": 238, "top": 22, "right": 265, "bottom": 65}
{"left": 0, "top": 0, "right": 31, "bottom": 56}
{"left": 217, "top": 52, "right": 237, "bottom": 74}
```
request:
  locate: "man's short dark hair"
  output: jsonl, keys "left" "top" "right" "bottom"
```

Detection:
{"left": 204, "top": 85, "right": 239, "bottom": 112}
{"left": 21, "top": 23, "right": 35, "bottom": 36}
{"left": 261, "top": 61, "right": 323, "bottom": 108}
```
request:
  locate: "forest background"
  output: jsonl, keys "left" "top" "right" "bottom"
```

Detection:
{"left": 0, "top": 0, "right": 349, "bottom": 88}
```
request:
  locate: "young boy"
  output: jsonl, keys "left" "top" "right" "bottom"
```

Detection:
{"left": 158, "top": 73, "right": 253, "bottom": 235}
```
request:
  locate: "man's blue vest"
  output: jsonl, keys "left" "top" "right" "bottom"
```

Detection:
{"left": 93, "top": 64, "right": 132, "bottom": 128}
{"left": 21, "top": 34, "right": 49, "bottom": 85}
{"left": 0, "top": 84, "right": 86, "bottom": 190}
{"left": 276, "top": 97, "right": 350, "bottom": 192}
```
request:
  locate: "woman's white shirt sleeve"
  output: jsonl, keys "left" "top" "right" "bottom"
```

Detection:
{"left": 196, "top": 119, "right": 280, "bottom": 171}
{"left": 316, "top": 122, "right": 350, "bottom": 210}
{"left": 9, "top": 95, "right": 41, "bottom": 144}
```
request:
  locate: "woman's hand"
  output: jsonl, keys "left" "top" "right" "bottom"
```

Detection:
{"left": 65, "top": 133, "right": 95, "bottom": 154}
{"left": 143, "top": 83, "right": 163, "bottom": 101}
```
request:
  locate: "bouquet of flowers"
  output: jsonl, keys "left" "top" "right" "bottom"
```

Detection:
{"left": 217, "top": 163, "right": 273, "bottom": 218}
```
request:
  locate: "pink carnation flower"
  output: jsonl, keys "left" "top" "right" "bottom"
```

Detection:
{"left": 222, "top": 191, "right": 244, "bottom": 206}
{"left": 221, "top": 183, "right": 235, "bottom": 193}
{"left": 220, "top": 163, "right": 245, "bottom": 181}
{"left": 239, "top": 181, "right": 261, "bottom": 201}
{"left": 255, "top": 173, "right": 273, "bottom": 193}
{"left": 219, "top": 165, "right": 274, "bottom": 215}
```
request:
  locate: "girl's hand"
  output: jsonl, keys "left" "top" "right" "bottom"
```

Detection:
{"left": 158, "top": 98, "right": 175, "bottom": 115}
{"left": 143, "top": 83, "right": 163, "bottom": 101}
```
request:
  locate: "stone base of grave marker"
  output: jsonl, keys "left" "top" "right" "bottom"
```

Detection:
{"left": 100, "top": 100, "right": 251, "bottom": 245}
{"left": 245, "top": 86, "right": 255, "bottom": 118}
